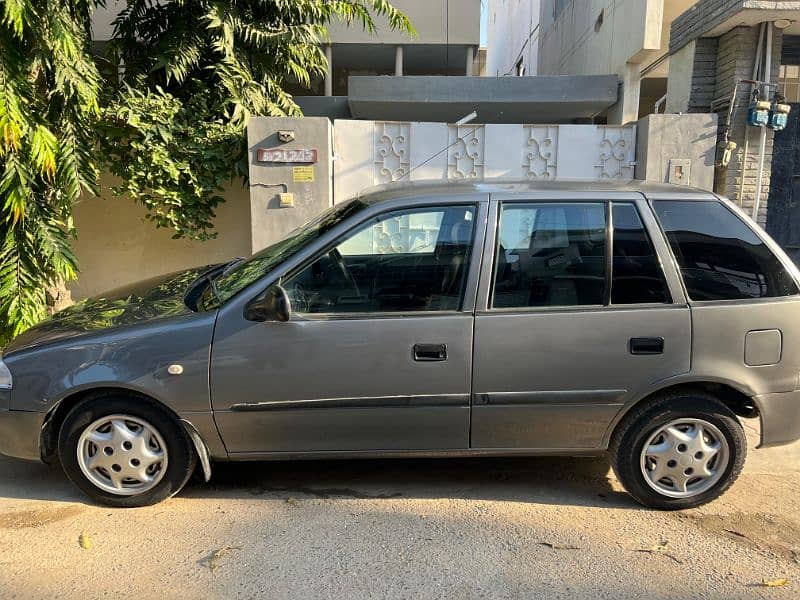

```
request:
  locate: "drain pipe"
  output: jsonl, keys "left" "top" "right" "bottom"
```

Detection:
{"left": 753, "top": 23, "right": 773, "bottom": 222}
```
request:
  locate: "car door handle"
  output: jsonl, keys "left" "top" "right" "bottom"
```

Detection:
{"left": 413, "top": 343, "right": 447, "bottom": 362}
{"left": 629, "top": 337, "right": 664, "bottom": 355}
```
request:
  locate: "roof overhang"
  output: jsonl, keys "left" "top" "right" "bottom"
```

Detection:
{"left": 672, "top": 0, "right": 800, "bottom": 52}
{"left": 344, "top": 75, "right": 618, "bottom": 124}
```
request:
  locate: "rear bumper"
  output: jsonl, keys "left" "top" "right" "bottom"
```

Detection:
{"left": 0, "top": 407, "right": 44, "bottom": 461}
{"left": 753, "top": 390, "right": 800, "bottom": 448}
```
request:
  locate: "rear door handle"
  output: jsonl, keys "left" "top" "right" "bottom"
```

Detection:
{"left": 413, "top": 343, "right": 447, "bottom": 362}
{"left": 629, "top": 337, "right": 664, "bottom": 355}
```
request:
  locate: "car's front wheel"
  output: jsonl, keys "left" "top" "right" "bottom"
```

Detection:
{"left": 58, "top": 395, "right": 196, "bottom": 507}
{"left": 610, "top": 392, "right": 746, "bottom": 510}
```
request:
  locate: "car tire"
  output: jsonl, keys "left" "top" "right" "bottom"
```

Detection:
{"left": 58, "top": 394, "right": 197, "bottom": 507}
{"left": 610, "top": 391, "right": 746, "bottom": 510}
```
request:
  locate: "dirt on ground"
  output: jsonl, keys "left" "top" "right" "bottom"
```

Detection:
{"left": 0, "top": 422, "right": 798, "bottom": 599}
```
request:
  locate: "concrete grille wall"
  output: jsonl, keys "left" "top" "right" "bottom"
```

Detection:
{"left": 332, "top": 120, "right": 637, "bottom": 204}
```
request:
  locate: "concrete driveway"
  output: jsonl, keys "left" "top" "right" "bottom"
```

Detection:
{"left": 0, "top": 420, "right": 798, "bottom": 599}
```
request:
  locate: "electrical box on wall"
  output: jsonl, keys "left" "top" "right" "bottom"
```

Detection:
{"left": 667, "top": 159, "right": 692, "bottom": 186}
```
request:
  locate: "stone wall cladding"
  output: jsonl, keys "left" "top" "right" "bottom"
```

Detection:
{"left": 712, "top": 26, "right": 782, "bottom": 224}
{"left": 688, "top": 38, "right": 720, "bottom": 112}
{"left": 670, "top": 0, "right": 747, "bottom": 53}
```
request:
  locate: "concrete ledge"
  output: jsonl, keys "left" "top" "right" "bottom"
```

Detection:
{"left": 346, "top": 75, "right": 618, "bottom": 124}
{"left": 295, "top": 96, "right": 351, "bottom": 120}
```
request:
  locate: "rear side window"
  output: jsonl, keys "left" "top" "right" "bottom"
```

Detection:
{"left": 612, "top": 203, "right": 670, "bottom": 304}
{"left": 493, "top": 202, "right": 607, "bottom": 307}
{"left": 652, "top": 200, "right": 798, "bottom": 301}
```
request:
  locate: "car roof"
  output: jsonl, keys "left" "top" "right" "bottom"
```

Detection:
{"left": 357, "top": 178, "right": 718, "bottom": 205}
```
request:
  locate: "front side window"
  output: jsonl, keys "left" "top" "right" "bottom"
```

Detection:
{"left": 652, "top": 200, "right": 799, "bottom": 301}
{"left": 284, "top": 205, "right": 476, "bottom": 314}
{"left": 493, "top": 202, "right": 606, "bottom": 307}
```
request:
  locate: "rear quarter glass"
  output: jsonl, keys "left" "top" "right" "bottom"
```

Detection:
{"left": 651, "top": 200, "right": 799, "bottom": 301}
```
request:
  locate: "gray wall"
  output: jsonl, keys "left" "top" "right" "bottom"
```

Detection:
{"left": 635, "top": 113, "right": 717, "bottom": 191}
{"left": 247, "top": 117, "right": 333, "bottom": 252}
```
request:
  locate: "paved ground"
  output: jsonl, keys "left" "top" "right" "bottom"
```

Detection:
{"left": 0, "top": 420, "right": 798, "bottom": 599}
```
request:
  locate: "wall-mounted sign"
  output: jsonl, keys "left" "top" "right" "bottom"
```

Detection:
{"left": 257, "top": 147, "right": 318, "bottom": 164}
{"left": 293, "top": 166, "right": 315, "bottom": 182}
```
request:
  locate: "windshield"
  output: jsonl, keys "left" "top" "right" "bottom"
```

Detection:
{"left": 208, "top": 199, "right": 366, "bottom": 306}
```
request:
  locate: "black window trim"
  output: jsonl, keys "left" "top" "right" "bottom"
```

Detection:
{"left": 648, "top": 197, "right": 800, "bottom": 306}
{"left": 486, "top": 199, "right": 675, "bottom": 313}
{"left": 280, "top": 202, "right": 482, "bottom": 320}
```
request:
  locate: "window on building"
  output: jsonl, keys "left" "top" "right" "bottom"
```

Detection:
{"left": 652, "top": 200, "right": 799, "bottom": 301}
{"left": 611, "top": 203, "right": 670, "bottom": 304}
{"left": 492, "top": 203, "right": 607, "bottom": 308}
{"left": 284, "top": 205, "right": 476, "bottom": 314}
{"left": 779, "top": 65, "right": 800, "bottom": 102}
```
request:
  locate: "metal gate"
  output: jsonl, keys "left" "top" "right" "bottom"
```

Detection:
{"left": 768, "top": 103, "right": 800, "bottom": 263}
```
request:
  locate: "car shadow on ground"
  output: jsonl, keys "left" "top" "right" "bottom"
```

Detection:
{"left": 0, "top": 453, "right": 638, "bottom": 509}
{"left": 183, "top": 455, "right": 639, "bottom": 509}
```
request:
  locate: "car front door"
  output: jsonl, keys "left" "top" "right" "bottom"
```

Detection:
{"left": 210, "top": 198, "right": 486, "bottom": 455}
{"left": 471, "top": 194, "right": 692, "bottom": 451}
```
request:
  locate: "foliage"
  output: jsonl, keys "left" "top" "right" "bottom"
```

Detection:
{"left": 103, "top": 0, "right": 414, "bottom": 240}
{"left": 0, "top": 0, "right": 102, "bottom": 343}
{"left": 99, "top": 84, "right": 244, "bottom": 239}
{"left": 0, "top": 0, "right": 413, "bottom": 343}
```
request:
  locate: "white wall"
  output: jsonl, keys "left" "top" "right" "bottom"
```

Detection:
{"left": 486, "top": 0, "right": 541, "bottom": 77}
{"left": 333, "top": 120, "right": 637, "bottom": 203}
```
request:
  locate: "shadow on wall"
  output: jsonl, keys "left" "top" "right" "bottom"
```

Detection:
{"left": 68, "top": 175, "right": 252, "bottom": 301}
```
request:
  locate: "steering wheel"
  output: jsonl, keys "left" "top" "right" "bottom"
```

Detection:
{"left": 330, "top": 248, "right": 360, "bottom": 296}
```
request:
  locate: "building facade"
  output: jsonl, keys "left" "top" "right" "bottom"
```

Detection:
{"left": 488, "top": 0, "right": 697, "bottom": 124}
{"left": 486, "top": 0, "right": 541, "bottom": 78}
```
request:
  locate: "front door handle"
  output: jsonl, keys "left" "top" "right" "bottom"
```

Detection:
{"left": 629, "top": 337, "right": 664, "bottom": 355}
{"left": 413, "top": 343, "right": 447, "bottom": 362}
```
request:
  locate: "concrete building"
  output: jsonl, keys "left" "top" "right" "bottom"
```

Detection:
{"left": 486, "top": 0, "right": 541, "bottom": 78}
{"left": 488, "top": 1, "right": 697, "bottom": 124}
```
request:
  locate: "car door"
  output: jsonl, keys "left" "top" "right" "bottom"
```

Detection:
{"left": 210, "top": 197, "right": 487, "bottom": 455}
{"left": 471, "top": 193, "right": 692, "bottom": 451}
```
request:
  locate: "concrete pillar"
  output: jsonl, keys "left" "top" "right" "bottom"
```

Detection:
{"left": 608, "top": 62, "right": 641, "bottom": 125}
{"left": 324, "top": 45, "right": 333, "bottom": 97}
{"left": 466, "top": 46, "right": 474, "bottom": 76}
{"left": 395, "top": 46, "right": 403, "bottom": 76}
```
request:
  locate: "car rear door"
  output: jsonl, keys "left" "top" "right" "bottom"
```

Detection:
{"left": 470, "top": 192, "right": 691, "bottom": 451}
{"left": 210, "top": 196, "right": 487, "bottom": 455}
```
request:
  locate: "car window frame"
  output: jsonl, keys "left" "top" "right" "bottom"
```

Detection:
{"left": 274, "top": 199, "right": 489, "bottom": 321}
{"left": 477, "top": 193, "right": 685, "bottom": 314}
{"left": 648, "top": 196, "right": 800, "bottom": 307}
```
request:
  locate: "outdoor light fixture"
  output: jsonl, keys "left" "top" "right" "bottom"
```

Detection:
{"left": 774, "top": 19, "right": 793, "bottom": 29}
{"left": 455, "top": 111, "right": 478, "bottom": 126}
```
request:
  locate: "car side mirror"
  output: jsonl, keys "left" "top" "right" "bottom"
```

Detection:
{"left": 244, "top": 284, "right": 292, "bottom": 323}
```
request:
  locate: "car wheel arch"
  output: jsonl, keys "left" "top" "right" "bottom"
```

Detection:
{"left": 603, "top": 381, "right": 757, "bottom": 449}
{"left": 40, "top": 386, "right": 189, "bottom": 463}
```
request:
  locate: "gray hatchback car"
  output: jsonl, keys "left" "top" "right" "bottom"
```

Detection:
{"left": 2, "top": 180, "right": 800, "bottom": 509}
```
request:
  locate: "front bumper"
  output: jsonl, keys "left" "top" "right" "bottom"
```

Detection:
{"left": 753, "top": 389, "right": 800, "bottom": 448}
{"left": 0, "top": 401, "right": 45, "bottom": 462}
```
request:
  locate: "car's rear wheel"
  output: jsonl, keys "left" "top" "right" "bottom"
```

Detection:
{"left": 58, "top": 395, "right": 196, "bottom": 507}
{"left": 610, "top": 392, "right": 746, "bottom": 510}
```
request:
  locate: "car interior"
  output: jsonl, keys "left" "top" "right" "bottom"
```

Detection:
{"left": 493, "top": 203, "right": 607, "bottom": 307}
{"left": 285, "top": 206, "right": 476, "bottom": 313}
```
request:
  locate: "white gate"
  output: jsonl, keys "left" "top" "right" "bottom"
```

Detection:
{"left": 332, "top": 120, "right": 637, "bottom": 203}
